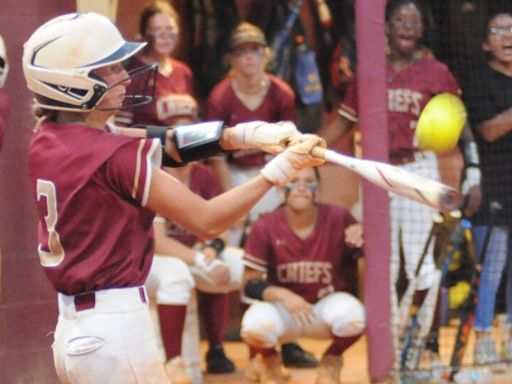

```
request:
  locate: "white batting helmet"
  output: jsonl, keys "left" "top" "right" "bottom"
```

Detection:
{"left": 22, "top": 13, "right": 147, "bottom": 111}
{"left": 0, "top": 34, "right": 8, "bottom": 88}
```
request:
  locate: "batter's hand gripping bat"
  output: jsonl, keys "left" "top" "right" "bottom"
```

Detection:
{"left": 312, "top": 147, "right": 460, "bottom": 212}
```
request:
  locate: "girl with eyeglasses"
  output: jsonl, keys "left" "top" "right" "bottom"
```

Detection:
{"left": 115, "top": 0, "right": 198, "bottom": 128}
{"left": 462, "top": 5, "right": 512, "bottom": 365}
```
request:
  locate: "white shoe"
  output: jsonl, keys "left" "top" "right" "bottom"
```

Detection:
{"left": 504, "top": 340, "right": 512, "bottom": 361}
{"left": 473, "top": 336, "right": 499, "bottom": 365}
{"left": 164, "top": 356, "right": 193, "bottom": 384}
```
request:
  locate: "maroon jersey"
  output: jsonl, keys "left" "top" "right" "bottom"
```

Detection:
{"left": 244, "top": 204, "right": 359, "bottom": 303}
{"left": 164, "top": 163, "right": 222, "bottom": 247}
{"left": 207, "top": 74, "right": 296, "bottom": 167}
{"left": 28, "top": 122, "right": 161, "bottom": 295}
{"left": 116, "top": 57, "right": 198, "bottom": 127}
{"left": 340, "top": 57, "right": 459, "bottom": 160}
{"left": 0, "top": 90, "right": 10, "bottom": 150}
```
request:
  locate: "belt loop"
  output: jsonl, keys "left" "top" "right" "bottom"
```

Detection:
{"left": 139, "top": 287, "right": 147, "bottom": 304}
{"left": 74, "top": 292, "right": 96, "bottom": 312}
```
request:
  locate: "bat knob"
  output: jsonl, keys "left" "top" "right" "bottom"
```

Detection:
{"left": 440, "top": 189, "right": 461, "bottom": 212}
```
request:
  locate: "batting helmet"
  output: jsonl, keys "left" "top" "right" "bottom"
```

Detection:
{"left": 22, "top": 13, "right": 148, "bottom": 112}
{"left": 0, "top": 34, "right": 8, "bottom": 88}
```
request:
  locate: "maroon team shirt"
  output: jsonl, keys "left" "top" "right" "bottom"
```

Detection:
{"left": 340, "top": 57, "right": 459, "bottom": 161}
{"left": 164, "top": 163, "right": 222, "bottom": 247}
{"left": 244, "top": 204, "right": 359, "bottom": 303}
{"left": 0, "top": 90, "right": 11, "bottom": 150}
{"left": 28, "top": 122, "right": 161, "bottom": 295}
{"left": 207, "top": 74, "right": 296, "bottom": 167}
{"left": 116, "top": 57, "right": 198, "bottom": 127}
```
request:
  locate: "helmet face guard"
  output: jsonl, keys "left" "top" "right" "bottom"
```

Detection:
{"left": 91, "top": 62, "right": 157, "bottom": 111}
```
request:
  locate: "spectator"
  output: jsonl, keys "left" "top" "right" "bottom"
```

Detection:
{"left": 461, "top": 4, "right": 512, "bottom": 364}
{"left": 116, "top": 1, "right": 240, "bottom": 377}
{"left": 207, "top": 21, "right": 296, "bottom": 223}
{"left": 320, "top": 0, "right": 480, "bottom": 367}
{"left": 115, "top": 0, "right": 198, "bottom": 127}
{"left": 208, "top": 21, "right": 319, "bottom": 370}
{"left": 241, "top": 167, "right": 365, "bottom": 384}
{"left": 146, "top": 162, "right": 241, "bottom": 382}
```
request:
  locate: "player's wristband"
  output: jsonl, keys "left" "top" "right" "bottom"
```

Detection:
{"left": 143, "top": 124, "right": 184, "bottom": 168}
{"left": 461, "top": 167, "right": 481, "bottom": 195}
{"left": 172, "top": 121, "right": 227, "bottom": 163}
{"left": 245, "top": 279, "right": 271, "bottom": 301}
{"left": 462, "top": 140, "right": 480, "bottom": 168}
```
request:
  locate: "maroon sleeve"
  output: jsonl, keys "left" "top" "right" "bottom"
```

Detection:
{"left": 0, "top": 91, "right": 11, "bottom": 150}
{"left": 243, "top": 216, "right": 271, "bottom": 271}
{"left": 339, "top": 75, "right": 358, "bottom": 121}
{"left": 434, "top": 61, "right": 460, "bottom": 95}
{"left": 104, "top": 138, "right": 161, "bottom": 206}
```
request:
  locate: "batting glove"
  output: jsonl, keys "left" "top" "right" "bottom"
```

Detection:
{"left": 224, "top": 121, "right": 300, "bottom": 154}
{"left": 261, "top": 134, "right": 326, "bottom": 186}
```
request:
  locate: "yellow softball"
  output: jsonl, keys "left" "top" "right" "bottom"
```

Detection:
{"left": 414, "top": 93, "right": 467, "bottom": 154}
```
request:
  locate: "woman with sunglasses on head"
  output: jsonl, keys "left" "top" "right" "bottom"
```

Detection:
{"left": 23, "top": 11, "right": 323, "bottom": 383}
{"left": 241, "top": 167, "right": 365, "bottom": 384}
{"left": 207, "top": 22, "right": 296, "bottom": 227}
{"left": 208, "top": 21, "right": 321, "bottom": 372}
{"left": 115, "top": 0, "right": 198, "bottom": 127}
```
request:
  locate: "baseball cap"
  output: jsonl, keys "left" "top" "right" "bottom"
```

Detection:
{"left": 229, "top": 22, "right": 267, "bottom": 51}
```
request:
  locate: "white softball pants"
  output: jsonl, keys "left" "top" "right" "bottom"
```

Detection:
{"left": 145, "top": 247, "right": 244, "bottom": 305}
{"left": 390, "top": 151, "right": 440, "bottom": 291}
{"left": 240, "top": 292, "right": 366, "bottom": 348}
{"left": 53, "top": 286, "right": 169, "bottom": 384}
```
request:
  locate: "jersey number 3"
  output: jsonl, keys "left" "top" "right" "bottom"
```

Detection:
{"left": 37, "top": 179, "right": 65, "bottom": 266}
